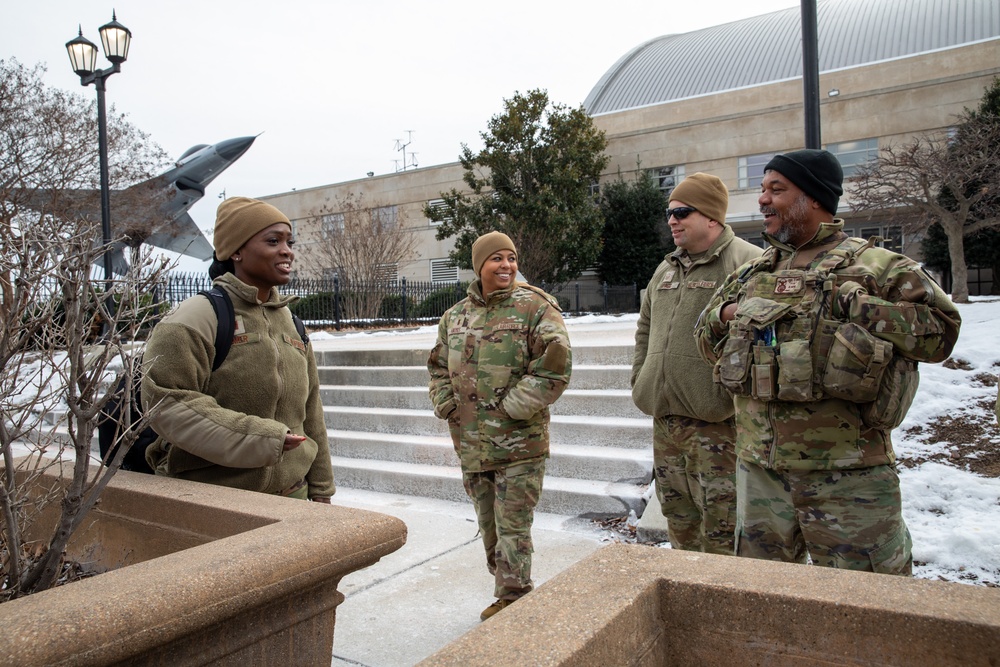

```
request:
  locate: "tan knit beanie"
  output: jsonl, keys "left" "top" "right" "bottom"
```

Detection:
{"left": 213, "top": 197, "right": 291, "bottom": 261}
{"left": 471, "top": 231, "right": 517, "bottom": 277}
{"left": 668, "top": 173, "right": 729, "bottom": 224}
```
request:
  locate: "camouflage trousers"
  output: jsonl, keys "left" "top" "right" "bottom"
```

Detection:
{"left": 462, "top": 458, "right": 545, "bottom": 601}
{"left": 652, "top": 415, "right": 737, "bottom": 554}
{"left": 735, "top": 459, "right": 912, "bottom": 575}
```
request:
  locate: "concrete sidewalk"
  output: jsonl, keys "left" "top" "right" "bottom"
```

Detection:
{"left": 328, "top": 488, "right": 619, "bottom": 667}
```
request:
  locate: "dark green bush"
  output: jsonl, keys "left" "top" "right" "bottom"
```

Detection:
{"left": 414, "top": 282, "right": 468, "bottom": 319}
{"left": 290, "top": 292, "right": 339, "bottom": 321}
{"left": 379, "top": 294, "right": 418, "bottom": 319}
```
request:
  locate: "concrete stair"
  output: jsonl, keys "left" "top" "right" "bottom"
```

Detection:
{"left": 317, "top": 344, "right": 653, "bottom": 518}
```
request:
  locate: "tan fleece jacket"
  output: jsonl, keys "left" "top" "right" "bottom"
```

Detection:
{"left": 631, "top": 226, "right": 762, "bottom": 421}
{"left": 141, "top": 273, "right": 335, "bottom": 498}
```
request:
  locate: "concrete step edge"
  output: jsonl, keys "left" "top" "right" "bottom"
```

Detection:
{"left": 327, "top": 429, "right": 651, "bottom": 462}
{"left": 322, "top": 405, "right": 650, "bottom": 428}
{"left": 330, "top": 457, "right": 645, "bottom": 496}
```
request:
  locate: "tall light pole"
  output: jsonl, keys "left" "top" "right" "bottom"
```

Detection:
{"left": 800, "top": 0, "right": 821, "bottom": 149}
{"left": 66, "top": 12, "right": 132, "bottom": 282}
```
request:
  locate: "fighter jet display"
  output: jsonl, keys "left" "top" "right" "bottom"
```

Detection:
{"left": 108, "top": 135, "right": 257, "bottom": 272}
{"left": 16, "top": 136, "right": 256, "bottom": 274}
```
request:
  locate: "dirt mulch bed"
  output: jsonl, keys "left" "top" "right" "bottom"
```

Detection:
{"left": 902, "top": 395, "right": 1000, "bottom": 479}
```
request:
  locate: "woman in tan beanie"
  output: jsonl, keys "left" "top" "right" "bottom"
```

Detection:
{"left": 141, "top": 197, "right": 335, "bottom": 502}
{"left": 428, "top": 231, "right": 573, "bottom": 621}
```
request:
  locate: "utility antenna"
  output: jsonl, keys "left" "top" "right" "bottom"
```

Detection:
{"left": 393, "top": 130, "right": 418, "bottom": 172}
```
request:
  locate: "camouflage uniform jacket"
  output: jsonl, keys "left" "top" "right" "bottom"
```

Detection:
{"left": 696, "top": 221, "right": 961, "bottom": 471}
{"left": 428, "top": 281, "right": 572, "bottom": 472}
{"left": 142, "top": 273, "right": 336, "bottom": 498}
{"left": 632, "top": 225, "right": 762, "bottom": 421}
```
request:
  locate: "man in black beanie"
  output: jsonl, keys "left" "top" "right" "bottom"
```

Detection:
{"left": 695, "top": 149, "right": 961, "bottom": 575}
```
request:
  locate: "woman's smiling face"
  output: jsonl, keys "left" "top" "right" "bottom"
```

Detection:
{"left": 233, "top": 222, "right": 295, "bottom": 301}
{"left": 480, "top": 249, "right": 518, "bottom": 295}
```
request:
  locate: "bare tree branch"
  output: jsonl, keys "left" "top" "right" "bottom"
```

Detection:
{"left": 850, "top": 80, "right": 1000, "bottom": 303}
{"left": 299, "top": 192, "right": 419, "bottom": 321}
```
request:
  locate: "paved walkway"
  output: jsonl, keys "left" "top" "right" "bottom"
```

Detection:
{"left": 329, "top": 489, "right": 618, "bottom": 666}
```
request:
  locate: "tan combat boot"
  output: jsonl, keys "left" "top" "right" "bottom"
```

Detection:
{"left": 479, "top": 598, "right": 514, "bottom": 621}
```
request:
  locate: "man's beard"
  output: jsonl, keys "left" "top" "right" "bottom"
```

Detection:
{"left": 767, "top": 195, "right": 811, "bottom": 245}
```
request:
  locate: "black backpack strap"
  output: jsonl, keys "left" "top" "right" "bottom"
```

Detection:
{"left": 198, "top": 287, "right": 236, "bottom": 371}
{"left": 292, "top": 313, "right": 309, "bottom": 347}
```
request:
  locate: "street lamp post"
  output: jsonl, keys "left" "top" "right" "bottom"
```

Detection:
{"left": 66, "top": 12, "right": 132, "bottom": 282}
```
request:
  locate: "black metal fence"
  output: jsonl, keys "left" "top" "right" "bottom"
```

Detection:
{"left": 159, "top": 273, "right": 641, "bottom": 329}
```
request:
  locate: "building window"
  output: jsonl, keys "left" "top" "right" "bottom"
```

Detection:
{"left": 737, "top": 232, "right": 767, "bottom": 249}
{"left": 847, "top": 224, "right": 903, "bottom": 253}
{"left": 826, "top": 138, "right": 878, "bottom": 178}
{"left": 430, "top": 258, "right": 459, "bottom": 283}
{"left": 426, "top": 199, "right": 453, "bottom": 226}
{"left": 738, "top": 152, "right": 776, "bottom": 189}
{"left": 373, "top": 205, "right": 398, "bottom": 230}
{"left": 648, "top": 165, "right": 686, "bottom": 194}
{"left": 320, "top": 213, "right": 344, "bottom": 239}
{"left": 376, "top": 263, "right": 399, "bottom": 282}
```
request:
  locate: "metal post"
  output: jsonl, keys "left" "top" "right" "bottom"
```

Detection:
{"left": 401, "top": 277, "right": 408, "bottom": 323}
{"left": 801, "top": 0, "right": 822, "bottom": 148}
{"left": 95, "top": 77, "right": 114, "bottom": 283}
{"left": 334, "top": 275, "right": 342, "bottom": 331}
{"left": 575, "top": 283, "right": 580, "bottom": 313}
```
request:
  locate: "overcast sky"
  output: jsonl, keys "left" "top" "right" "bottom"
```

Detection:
{"left": 6, "top": 0, "right": 802, "bottom": 268}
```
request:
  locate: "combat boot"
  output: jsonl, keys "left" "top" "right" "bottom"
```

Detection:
{"left": 479, "top": 598, "right": 513, "bottom": 621}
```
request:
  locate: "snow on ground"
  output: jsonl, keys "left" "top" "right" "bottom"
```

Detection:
{"left": 892, "top": 297, "right": 1000, "bottom": 585}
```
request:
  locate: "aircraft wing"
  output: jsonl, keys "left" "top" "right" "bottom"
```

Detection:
{"left": 145, "top": 211, "right": 214, "bottom": 260}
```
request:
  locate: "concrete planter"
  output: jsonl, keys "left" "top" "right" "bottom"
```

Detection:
{"left": 1, "top": 466, "right": 406, "bottom": 666}
{"left": 422, "top": 543, "right": 1000, "bottom": 666}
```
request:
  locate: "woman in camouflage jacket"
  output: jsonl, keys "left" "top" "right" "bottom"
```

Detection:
{"left": 428, "top": 231, "right": 571, "bottom": 621}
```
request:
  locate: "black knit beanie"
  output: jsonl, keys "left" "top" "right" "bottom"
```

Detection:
{"left": 764, "top": 149, "right": 844, "bottom": 214}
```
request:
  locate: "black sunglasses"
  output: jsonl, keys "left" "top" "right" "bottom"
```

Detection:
{"left": 666, "top": 206, "right": 697, "bottom": 220}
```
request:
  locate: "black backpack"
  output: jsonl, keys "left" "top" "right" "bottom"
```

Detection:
{"left": 97, "top": 287, "right": 308, "bottom": 473}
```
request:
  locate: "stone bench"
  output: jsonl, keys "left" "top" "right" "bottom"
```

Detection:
{"left": 421, "top": 543, "right": 1000, "bottom": 666}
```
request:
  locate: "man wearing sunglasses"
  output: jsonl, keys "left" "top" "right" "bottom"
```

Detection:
{"left": 631, "top": 173, "right": 762, "bottom": 554}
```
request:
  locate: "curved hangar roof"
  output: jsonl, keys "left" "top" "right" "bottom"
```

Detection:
{"left": 584, "top": 0, "right": 1000, "bottom": 116}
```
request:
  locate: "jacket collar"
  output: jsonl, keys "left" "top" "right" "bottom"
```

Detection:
{"left": 468, "top": 279, "right": 518, "bottom": 306}
{"left": 669, "top": 224, "right": 736, "bottom": 269}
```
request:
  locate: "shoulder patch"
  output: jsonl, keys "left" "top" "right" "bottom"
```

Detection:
{"left": 774, "top": 277, "right": 803, "bottom": 294}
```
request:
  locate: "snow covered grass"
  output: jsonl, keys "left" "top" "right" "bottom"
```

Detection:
{"left": 892, "top": 297, "right": 1000, "bottom": 585}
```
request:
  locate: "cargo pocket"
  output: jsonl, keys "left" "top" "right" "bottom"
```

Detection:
{"left": 777, "top": 339, "right": 814, "bottom": 402}
{"left": 823, "top": 322, "right": 891, "bottom": 403}
{"left": 717, "top": 336, "right": 753, "bottom": 396}
{"left": 859, "top": 356, "right": 919, "bottom": 431}
{"left": 867, "top": 524, "right": 912, "bottom": 576}
{"left": 751, "top": 344, "right": 777, "bottom": 400}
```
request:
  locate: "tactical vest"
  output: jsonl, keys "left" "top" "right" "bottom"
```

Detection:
{"left": 714, "top": 237, "right": 917, "bottom": 430}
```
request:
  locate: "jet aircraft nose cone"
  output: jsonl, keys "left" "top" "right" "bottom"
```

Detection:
{"left": 215, "top": 136, "right": 256, "bottom": 162}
